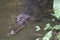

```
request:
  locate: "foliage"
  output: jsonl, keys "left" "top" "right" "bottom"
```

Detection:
{"left": 44, "top": 23, "right": 60, "bottom": 30}
{"left": 44, "top": 23, "right": 52, "bottom": 30}
{"left": 52, "top": 0, "right": 60, "bottom": 19}
{"left": 43, "top": 23, "right": 60, "bottom": 40}
{"left": 42, "top": 30, "right": 52, "bottom": 40}
{"left": 52, "top": 24, "right": 60, "bottom": 30}
{"left": 56, "top": 32, "right": 60, "bottom": 40}
{"left": 36, "top": 0, "right": 60, "bottom": 40}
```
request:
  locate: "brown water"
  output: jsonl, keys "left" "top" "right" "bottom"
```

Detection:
{"left": 0, "top": 0, "right": 37, "bottom": 40}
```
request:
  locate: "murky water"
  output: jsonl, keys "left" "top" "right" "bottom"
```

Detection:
{"left": 0, "top": 0, "right": 37, "bottom": 40}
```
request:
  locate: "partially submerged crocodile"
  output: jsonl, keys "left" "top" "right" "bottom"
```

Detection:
{"left": 8, "top": 13, "right": 31, "bottom": 35}
{"left": 7, "top": 1, "right": 33, "bottom": 35}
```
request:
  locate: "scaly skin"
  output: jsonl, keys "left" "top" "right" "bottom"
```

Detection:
{"left": 8, "top": 13, "right": 30, "bottom": 36}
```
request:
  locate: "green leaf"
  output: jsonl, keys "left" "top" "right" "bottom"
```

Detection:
{"left": 52, "top": 24, "right": 60, "bottom": 30}
{"left": 53, "top": 0, "right": 60, "bottom": 19}
{"left": 44, "top": 23, "right": 52, "bottom": 30}
{"left": 42, "top": 30, "right": 52, "bottom": 40}
{"left": 56, "top": 32, "right": 60, "bottom": 40}
{"left": 35, "top": 26, "right": 40, "bottom": 31}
